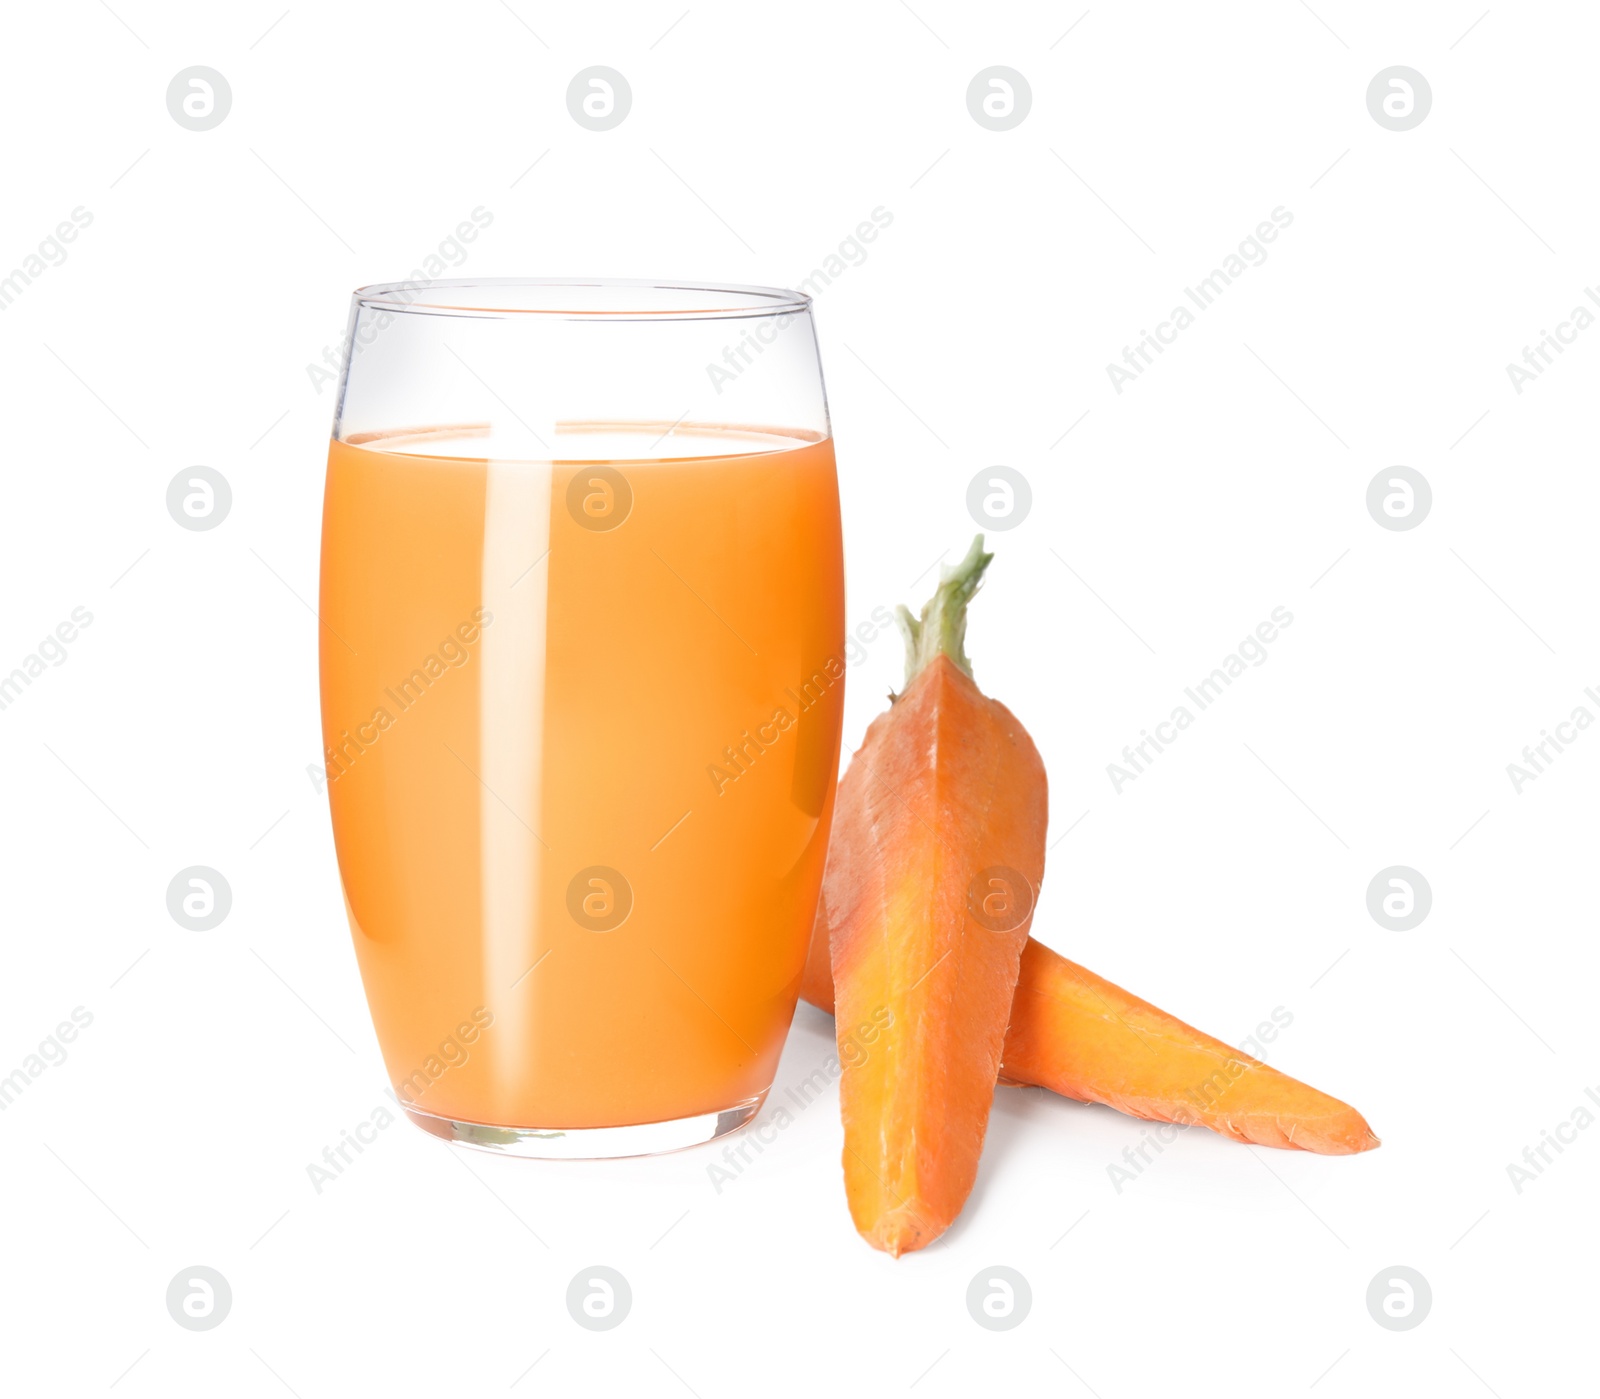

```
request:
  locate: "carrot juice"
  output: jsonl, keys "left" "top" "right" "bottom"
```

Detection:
{"left": 318, "top": 424, "right": 845, "bottom": 1138}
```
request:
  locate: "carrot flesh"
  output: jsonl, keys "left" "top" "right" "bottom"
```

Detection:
{"left": 804, "top": 930, "right": 1378, "bottom": 1156}
{"left": 828, "top": 540, "right": 1048, "bottom": 1256}
{"left": 1003, "top": 939, "right": 1379, "bottom": 1154}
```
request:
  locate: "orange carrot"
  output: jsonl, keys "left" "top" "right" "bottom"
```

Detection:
{"left": 805, "top": 920, "right": 1378, "bottom": 1156}
{"left": 1001, "top": 940, "right": 1379, "bottom": 1154}
{"left": 828, "top": 538, "right": 1048, "bottom": 1256}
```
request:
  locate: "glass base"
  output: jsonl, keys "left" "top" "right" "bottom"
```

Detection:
{"left": 401, "top": 1093, "right": 766, "bottom": 1159}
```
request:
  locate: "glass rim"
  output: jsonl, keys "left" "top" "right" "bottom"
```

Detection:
{"left": 352, "top": 277, "right": 812, "bottom": 322}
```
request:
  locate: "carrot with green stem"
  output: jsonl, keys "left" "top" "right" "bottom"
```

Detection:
{"left": 827, "top": 537, "right": 1048, "bottom": 1256}
{"left": 808, "top": 540, "right": 1377, "bottom": 1249}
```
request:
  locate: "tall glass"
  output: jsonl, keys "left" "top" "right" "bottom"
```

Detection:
{"left": 318, "top": 280, "right": 844, "bottom": 1156}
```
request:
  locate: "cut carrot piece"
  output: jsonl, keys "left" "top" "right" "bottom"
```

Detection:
{"left": 828, "top": 538, "right": 1048, "bottom": 1256}
{"left": 805, "top": 926, "right": 1378, "bottom": 1156}
{"left": 1001, "top": 939, "right": 1379, "bottom": 1154}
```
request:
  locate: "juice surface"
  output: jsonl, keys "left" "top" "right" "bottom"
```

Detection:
{"left": 319, "top": 427, "right": 845, "bottom": 1128}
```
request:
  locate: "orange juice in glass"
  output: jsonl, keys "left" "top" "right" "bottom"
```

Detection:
{"left": 319, "top": 281, "right": 844, "bottom": 1155}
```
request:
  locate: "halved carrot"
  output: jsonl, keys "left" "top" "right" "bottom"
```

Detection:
{"left": 1001, "top": 939, "right": 1379, "bottom": 1154}
{"left": 828, "top": 538, "right": 1048, "bottom": 1256}
{"left": 805, "top": 922, "right": 1378, "bottom": 1156}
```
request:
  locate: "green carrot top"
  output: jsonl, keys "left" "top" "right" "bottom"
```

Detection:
{"left": 895, "top": 534, "right": 993, "bottom": 688}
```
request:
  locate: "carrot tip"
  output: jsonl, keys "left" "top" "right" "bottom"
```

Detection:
{"left": 859, "top": 1202, "right": 943, "bottom": 1258}
{"left": 1318, "top": 1119, "right": 1380, "bottom": 1154}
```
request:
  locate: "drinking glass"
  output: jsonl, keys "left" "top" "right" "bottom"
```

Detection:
{"left": 318, "top": 280, "right": 844, "bottom": 1156}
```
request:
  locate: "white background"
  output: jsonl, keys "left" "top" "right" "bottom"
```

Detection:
{"left": 2, "top": 1, "right": 1595, "bottom": 1394}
